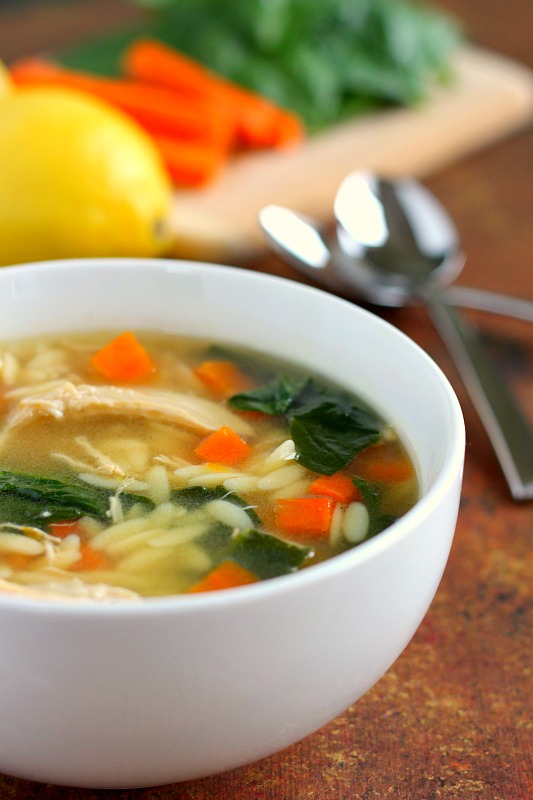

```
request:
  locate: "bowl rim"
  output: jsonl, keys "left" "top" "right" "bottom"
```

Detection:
{"left": 0, "top": 257, "right": 465, "bottom": 616}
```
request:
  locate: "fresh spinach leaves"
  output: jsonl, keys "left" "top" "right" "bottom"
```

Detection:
{"left": 229, "top": 374, "right": 308, "bottom": 416}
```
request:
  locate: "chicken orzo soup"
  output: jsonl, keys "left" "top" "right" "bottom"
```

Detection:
{"left": 0, "top": 331, "right": 418, "bottom": 600}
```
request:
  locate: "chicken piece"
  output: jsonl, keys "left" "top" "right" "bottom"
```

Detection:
{"left": 5, "top": 381, "right": 253, "bottom": 437}
{"left": 0, "top": 575, "right": 141, "bottom": 602}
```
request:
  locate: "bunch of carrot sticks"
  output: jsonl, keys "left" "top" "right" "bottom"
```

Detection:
{"left": 9, "top": 38, "right": 305, "bottom": 187}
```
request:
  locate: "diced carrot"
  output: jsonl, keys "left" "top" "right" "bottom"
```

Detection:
{"left": 275, "top": 497, "right": 335, "bottom": 539}
{"left": 360, "top": 459, "right": 416, "bottom": 483}
{"left": 72, "top": 544, "right": 108, "bottom": 571}
{"left": 90, "top": 331, "right": 156, "bottom": 383}
{"left": 194, "top": 360, "right": 253, "bottom": 398}
{"left": 194, "top": 425, "right": 251, "bottom": 465}
{"left": 189, "top": 559, "right": 258, "bottom": 593}
{"left": 49, "top": 520, "right": 83, "bottom": 538}
{"left": 309, "top": 473, "right": 361, "bottom": 504}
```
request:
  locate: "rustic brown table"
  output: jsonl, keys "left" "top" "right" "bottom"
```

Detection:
{"left": 0, "top": 2, "right": 531, "bottom": 798}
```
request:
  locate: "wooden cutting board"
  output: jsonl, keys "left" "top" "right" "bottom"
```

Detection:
{"left": 168, "top": 46, "right": 533, "bottom": 263}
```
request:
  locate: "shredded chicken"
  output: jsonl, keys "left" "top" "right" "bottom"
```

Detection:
{"left": 0, "top": 576, "right": 141, "bottom": 602}
{"left": 0, "top": 522, "right": 60, "bottom": 544}
{"left": 5, "top": 381, "right": 253, "bottom": 436}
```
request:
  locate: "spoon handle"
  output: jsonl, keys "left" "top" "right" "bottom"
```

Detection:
{"left": 444, "top": 286, "right": 533, "bottom": 322}
{"left": 425, "top": 290, "right": 533, "bottom": 500}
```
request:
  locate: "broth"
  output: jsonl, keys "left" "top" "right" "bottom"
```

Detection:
{"left": 0, "top": 331, "right": 418, "bottom": 600}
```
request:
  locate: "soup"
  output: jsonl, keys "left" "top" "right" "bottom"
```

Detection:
{"left": 0, "top": 331, "right": 418, "bottom": 600}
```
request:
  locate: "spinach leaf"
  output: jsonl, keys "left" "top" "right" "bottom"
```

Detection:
{"left": 0, "top": 470, "right": 110, "bottom": 526}
{"left": 230, "top": 374, "right": 308, "bottom": 415}
{"left": 0, "top": 470, "right": 262, "bottom": 539}
{"left": 230, "top": 376, "right": 381, "bottom": 475}
{"left": 171, "top": 485, "right": 261, "bottom": 525}
{"left": 229, "top": 528, "right": 312, "bottom": 579}
{"left": 0, "top": 469, "right": 154, "bottom": 529}
{"left": 352, "top": 475, "right": 398, "bottom": 537}
{"left": 290, "top": 400, "right": 380, "bottom": 475}
{"left": 196, "top": 523, "right": 235, "bottom": 566}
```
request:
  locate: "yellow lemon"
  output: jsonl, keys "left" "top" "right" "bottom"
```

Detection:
{"left": 0, "top": 60, "right": 12, "bottom": 98}
{"left": 0, "top": 87, "right": 173, "bottom": 266}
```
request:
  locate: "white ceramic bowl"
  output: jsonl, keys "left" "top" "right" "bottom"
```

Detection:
{"left": 0, "top": 259, "right": 464, "bottom": 788}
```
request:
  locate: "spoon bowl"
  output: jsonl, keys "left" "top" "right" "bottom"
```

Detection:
{"left": 333, "top": 171, "right": 465, "bottom": 306}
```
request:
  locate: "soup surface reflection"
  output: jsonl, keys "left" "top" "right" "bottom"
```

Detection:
{"left": 0, "top": 331, "right": 418, "bottom": 600}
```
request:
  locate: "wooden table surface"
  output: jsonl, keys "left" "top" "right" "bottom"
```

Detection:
{"left": 0, "top": 2, "right": 531, "bottom": 798}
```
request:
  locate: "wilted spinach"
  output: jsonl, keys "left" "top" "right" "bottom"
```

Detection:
{"left": 230, "top": 376, "right": 381, "bottom": 475}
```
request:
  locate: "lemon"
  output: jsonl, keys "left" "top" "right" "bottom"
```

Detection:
{"left": 0, "top": 87, "right": 173, "bottom": 266}
{"left": 0, "top": 60, "right": 12, "bottom": 98}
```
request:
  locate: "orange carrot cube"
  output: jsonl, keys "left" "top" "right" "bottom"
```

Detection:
{"left": 194, "top": 425, "right": 251, "bottom": 465}
{"left": 90, "top": 331, "right": 155, "bottom": 382}
{"left": 189, "top": 560, "right": 258, "bottom": 593}
{"left": 309, "top": 473, "right": 360, "bottom": 504}
{"left": 193, "top": 360, "right": 252, "bottom": 398}
{"left": 275, "top": 497, "right": 335, "bottom": 539}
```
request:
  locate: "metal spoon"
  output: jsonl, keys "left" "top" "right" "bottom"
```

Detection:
{"left": 259, "top": 173, "right": 533, "bottom": 500}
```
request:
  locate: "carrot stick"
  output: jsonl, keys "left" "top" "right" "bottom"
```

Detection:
{"left": 8, "top": 57, "right": 63, "bottom": 84}
{"left": 221, "top": 83, "right": 304, "bottom": 149}
{"left": 194, "top": 425, "right": 251, "bottom": 465}
{"left": 151, "top": 134, "right": 226, "bottom": 187}
{"left": 9, "top": 57, "right": 233, "bottom": 151}
{"left": 189, "top": 559, "right": 258, "bottom": 592}
{"left": 194, "top": 360, "right": 253, "bottom": 398}
{"left": 123, "top": 38, "right": 304, "bottom": 150}
{"left": 123, "top": 38, "right": 218, "bottom": 102}
{"left": 275, "top": 497, "right": 335, "bottom": 538}
{"left": 309, "top": 474, "right": 360, "bottom": 504}
{"left": 90, "top": 331, "right": 156, "bottom": 383}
